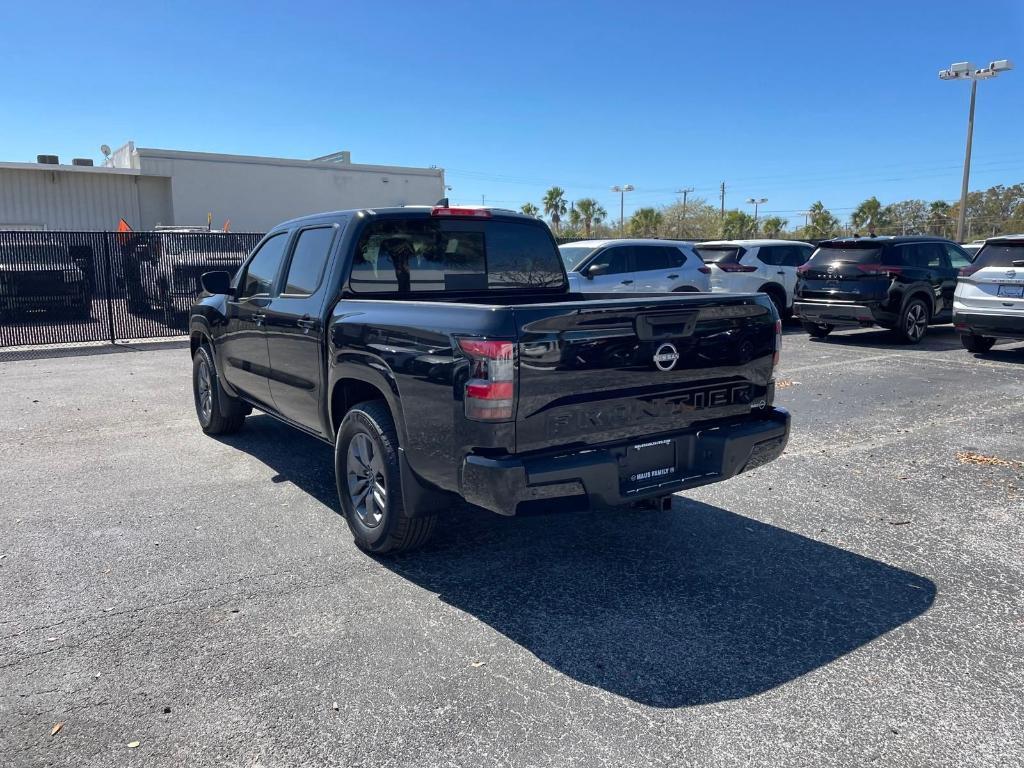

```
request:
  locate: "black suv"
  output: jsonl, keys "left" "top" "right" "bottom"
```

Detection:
{"left": 793, "top": 236, "right": 973, "bottom": 343}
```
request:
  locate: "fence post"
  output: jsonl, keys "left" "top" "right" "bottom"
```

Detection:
{"left": 101, "top": 233, "right": 116, "bottom": 344}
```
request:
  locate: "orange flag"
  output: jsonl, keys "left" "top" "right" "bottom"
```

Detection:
{"left": 222, "top": 219, "right": 231, "bottom": 233}
{"left": 117, "top": 218, "right": 132, "bottom": 232}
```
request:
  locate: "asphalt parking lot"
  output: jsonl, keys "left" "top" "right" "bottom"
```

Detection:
{"left": 2, "top": 325, "right": 1022, "bottom": 767}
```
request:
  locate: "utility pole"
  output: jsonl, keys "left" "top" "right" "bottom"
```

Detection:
{"left": 719, "top": 182, "right": 726, "bottom": 218}
{"left": 939, "top": 58, "right": 1014, "bottom": 241}
{"left": 676, "top": 187, "right": 694, "bottom": 237}
{"left": 481, "top": 194, "right": 486, "bottom": 206}
{"left": 746, "top": 197, "right": 767, "bottom": 236}
{"left": 611, "top": 185, "right": 634, "bottom": 237}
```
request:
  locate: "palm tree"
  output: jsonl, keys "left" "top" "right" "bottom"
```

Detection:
{"left": 542, "top": 187, "right": 568, "bottom": 233}
{"left": 760, "top": 216, "right": 787, "bottom": 238}
{"left": 927, "top": 200, "right": 952, "bottom": 237}
{"left": 808, "top": 201, "right": 840, "bottom": 238}
{"left": 520, "top": 202, "right": 539, "bottom": 218}
{"left": 575, "top": 198, "right": 607, "bottom": 237}
{"left": 629, "top": 208, "right": 663, "bottom": 238}
{"left": 851, "top": 196, "right": 886, "bottom": 233}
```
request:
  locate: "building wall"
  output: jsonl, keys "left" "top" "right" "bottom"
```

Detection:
{"left": 136, "top": 176, "right": 173, "bottom": 229}
{"left": 0, "top": 167, "right": 141, "bottom": 230}
{"left": 137, "top": 153, "right": 445, "bottom": 231}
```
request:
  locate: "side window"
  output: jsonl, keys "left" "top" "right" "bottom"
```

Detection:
{"left": 282, "top": 226, "right": 336, "bottom": 296}
{"left": 662, "top": 246, "right": 689, "bottom": 267}
{"left": 921, "top": 243, "right": 944, "bottom": 269}
{"left": 756, "top": 246, "right": 779, "bottom": 266}
{"left": 238, "top": 233, "right": 289, "bottom": 299}
{"left": 590, "top": 247, "right": 631, "bottom": 275}
{"left": 634, "top": 246, "right": 670, "bottom": 272}
{"left": 797, "top": 246, "right": 814, "bottom": 266}
{"left": 944, "top": 244, "right": 972, "bottom": 269}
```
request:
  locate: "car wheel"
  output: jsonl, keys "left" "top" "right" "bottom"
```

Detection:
{"left": 335, "top": 400, "right": 436, "bottom": 554}
{"left": 961, "top": 333, "right": 996, "bottom": 353}
{"left": 802, "top": 321, "right": 833, "bottom": 338}
{"left": 192, "top": 345, "right": 246, "bottom": 435}
{"left": 895, "top": 299, "right": 929, "bottom": 344}
{"left": 760, "top": 286, "right": 787, "bottom": 319}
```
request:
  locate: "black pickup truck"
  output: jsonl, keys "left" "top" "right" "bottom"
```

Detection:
{"left": 189, "top": 205, "right": 789, "bottom": 552}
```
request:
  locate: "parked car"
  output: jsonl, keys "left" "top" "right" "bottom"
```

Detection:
{"left": 190, "top": 206, "right": 789, "bottom": 553}
{"left": 123, "top": 227, "right": 247, "bottom": 317}
{"left": 695, "top": 239, "right": 814, "bottom": 317}
{"left": 793, "top": 235, "right": 973, "bottom": 343}
{"left": 953, "top": 234, "right": 1024, "bottom": 352}
{"left": 558, "top": 239, "right": 710, "bottom": 293}
{"left": 962, "top": 240, "right": 986, "bottom": 259}
{"left": 0, "top": 241, "right": 92, "bottom": 320}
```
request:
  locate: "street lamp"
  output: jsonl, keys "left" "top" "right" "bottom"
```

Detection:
{"left": 746, "top": 197, "right": 767, "bottom": 235}
{"left": 611, "top": 184, "right": 634, "bottom": 236}
{"left": 939, "top": 59, "right": 1013, "bottom": 241}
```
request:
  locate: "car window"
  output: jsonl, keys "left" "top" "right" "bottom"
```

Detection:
{"left": 808, "top": 245, "right": 885, "bottom": 265}
{"left": 238, "top": 233, "right": 289, "bottom": 299}
{"left": 349, "top": 218, "right": 566, "bottom": 293}
{"left": 663, "top": 246, "right": 689, "bottom": 267}
{"left": 634, "top": 246, "right": 671, "bottom": 272}
{"left": 921, "top": 243, "right": 945, "bottom": 268}
{"left": 282, "top": 226, "right": 336, "bottom": 296}
{"left": 756, "top": 246, "right": 781, "bottom": 267}
{"left": 589, "top": 246, "right": 631, "bottom": 276}
{"left": 944, "top": 244, "right": 973, "bottom": 269}
{"left": 696, "top": 246, "right": 744, "bottom": 264}
{"left": 797, "top": 246, "right": 814, "bottom": 266}
{"left": 972, "top": 244, "right": 1024, "bottom": 269}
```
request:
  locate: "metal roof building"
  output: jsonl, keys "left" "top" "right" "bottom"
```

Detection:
{"left": 0, "top": 142, "right": 446, "bottom": 231}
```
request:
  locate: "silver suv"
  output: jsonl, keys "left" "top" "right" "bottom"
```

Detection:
{"left": 954, "top": 235, "right": 1024, "bottom": 352}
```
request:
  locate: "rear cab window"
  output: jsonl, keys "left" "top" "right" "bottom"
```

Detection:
{"left": 348, "top": 216, "right": 566, "bottom": 294}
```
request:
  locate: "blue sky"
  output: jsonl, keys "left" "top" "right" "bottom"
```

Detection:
{"left": 2, "top": 1, "right": 1022, "bottom": 225}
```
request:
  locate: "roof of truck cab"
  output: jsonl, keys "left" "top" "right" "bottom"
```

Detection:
{"left": 274, "top": 206, "right": 537, "bottom": 229}
{"left": 822, "top": 235, "right": 951, "bottom": 245}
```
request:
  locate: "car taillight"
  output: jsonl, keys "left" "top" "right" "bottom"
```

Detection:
{"left": 958, "top": 264, "right": 981, "bottom": 277}
{"left": 773, "top": 319, "right": 781, "bottom": 370}
{"left": 457, "top": 338, "right": 515, "bottom": 421}
{"left": 853, "top": 263, "right": 902, "bottom": 278}
{"left": 432, "top": 206, "right": 492, "bottom": 218}
{"left": 715, "top": 263, "right": 758, "bottom": 273}
{"left": 698, "top": 265, "right": 711, "bottom": 274}
{"left": 796, "top": 264, "right": 810, "bottom": 275}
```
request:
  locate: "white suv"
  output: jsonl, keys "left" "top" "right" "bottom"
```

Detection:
{"left": 954, "top": 235, "right": 1024, "bottom": 352}
{"left": 695, "top": 239, "right": 814, "bottom": 317}
{"left": 559, "top": 239, "right": 711, "bottom": 293}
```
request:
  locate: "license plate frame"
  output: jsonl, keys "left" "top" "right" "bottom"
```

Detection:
{"left": 997, "top": 284, "right": 1024, "bottom": 298}
{"left": 621, "top": 438, "right": 677, "bottom": 490}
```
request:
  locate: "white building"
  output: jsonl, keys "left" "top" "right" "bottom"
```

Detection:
{"left": 0, "top": 141, "right": 446, "bottom": 231}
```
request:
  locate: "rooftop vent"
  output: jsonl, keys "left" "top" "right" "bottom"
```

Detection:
{"left": 37, "top": 154, "right": 59, "bottom": 165}
{"left": 72, "top": 158, "right": 94, "bottom": 167}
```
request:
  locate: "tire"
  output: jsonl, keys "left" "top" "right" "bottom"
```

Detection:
{"left": 335, "top": 400, "right": 436, "bottom": 554}
{"left": 802, "top": 321, "right": 833, "bottom": 338}
{"left": 192, "top": 345, "right": 246, "bottom": 435}
{"left": 961, "top": 333, "right": 996, "bottom": 353}
{"left": 761, "top": 286, "right": 787, "bottom": 319}
{"left": 895, "top": 298, "right": 930, "bottom": 344}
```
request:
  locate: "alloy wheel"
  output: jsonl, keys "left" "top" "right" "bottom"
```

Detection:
{"left": 905, "top": 304, "right": 927, "bottom": 341}
{"left": 346, "top": 433, "right": 387, "bottom": 529}
{"left": 196, "top": 358, "right": 213, "bottom": 424}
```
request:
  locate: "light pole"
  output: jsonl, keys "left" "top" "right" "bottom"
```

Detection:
{"left": 676, "top": 187, "right": 694, "bottom": 237}
{"left": 611, "top": 184, "right": 634, "bottom": 236}
{"left": 939, "top": 59, "right": 1013, "bottom": 241}
{"left": 746, "top": 197, "right": 767, "bottom": 236}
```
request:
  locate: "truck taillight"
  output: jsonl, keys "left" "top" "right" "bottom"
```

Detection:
{"left": 457, "top": 338, "right": 515, "bottom": 421}
{"left": 773, "top": 319, "right": 781, "bottom": 370}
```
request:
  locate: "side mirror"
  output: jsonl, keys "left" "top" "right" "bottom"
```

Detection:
{"left": 585, "top": 263, "right": 608, "bottom": 279}
{"left": 200, "top": 270, "right": 234, "bottom": 296}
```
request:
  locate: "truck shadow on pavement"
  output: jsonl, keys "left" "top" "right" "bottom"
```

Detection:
{"left": 220, "top": 415, "right": 937, "bottom": 709}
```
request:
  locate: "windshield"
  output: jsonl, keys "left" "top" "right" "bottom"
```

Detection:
{"left": 973, "top": 244, "right": 1024, "bottom": 269}
{"left": 807, "top": 246, "right": 884, "bottom": 265}
{"left": 695, "top": 246, "right": 743, "bottom": 264}
{"left": 558, "top": 245, "right": 597, "bottom": 271}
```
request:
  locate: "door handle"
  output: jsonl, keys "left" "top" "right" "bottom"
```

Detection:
{"left": 667, "top": 274, "right": 679, "bottom": 279}
{"left": 296, "top": 317, "right": 317, "bottom": 331}
{"left": 777, "top": 271, "right": 786, "bottom": 275}
{"left": 252, "top": 312, "right": 266, "bottom": 326}
{"left": 621, "top": 279, "right": 634, "bottom": 285}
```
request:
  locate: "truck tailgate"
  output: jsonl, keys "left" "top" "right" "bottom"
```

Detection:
{"left": 512, "top": 294, "right": 777, "bottom": 454}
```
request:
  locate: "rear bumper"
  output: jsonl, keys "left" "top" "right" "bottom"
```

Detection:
{"left": 954, "top": 311, "right": 1024, "bottom": 339}
{"left": 793, "top": 300, "right": 891, "bottom": 326}
{"left": 460, "top": 407, "right": 790, "bottom": 516}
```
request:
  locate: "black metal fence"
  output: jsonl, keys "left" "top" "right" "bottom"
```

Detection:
{"left": 0, "top": 230, "right": 264, "bottom": 348}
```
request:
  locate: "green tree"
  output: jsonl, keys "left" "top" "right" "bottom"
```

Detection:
{"left": 807, "top": 201, "right": 839, "bottom": 238}
{"left": 760, "top": 216, "right": 788, "bottom": 238}
{"left": 520, "top": 202, "right": 539, "bottom": 218}
{"left": 926, "top": 200, "right": 952, "bottom": 237}
{"left": 883, "top": 200, "right": 928, "bottom": 235}
{"left": 851, "top": 196, "right": 887, "bottom": 233}
{"left": 721, "top": 210, "right": 755, "bottom": 239}
{"left": 660, "top": 197, "right": 720, "bottom": 239}
{"left": 542, "top": 187, "right": 567, "bottom": 233}
{"left": 629, "top": 208, "right": 663, "bottom": 237}
{"left": 575, "top": 198, "right": 607, "bottom": 237}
